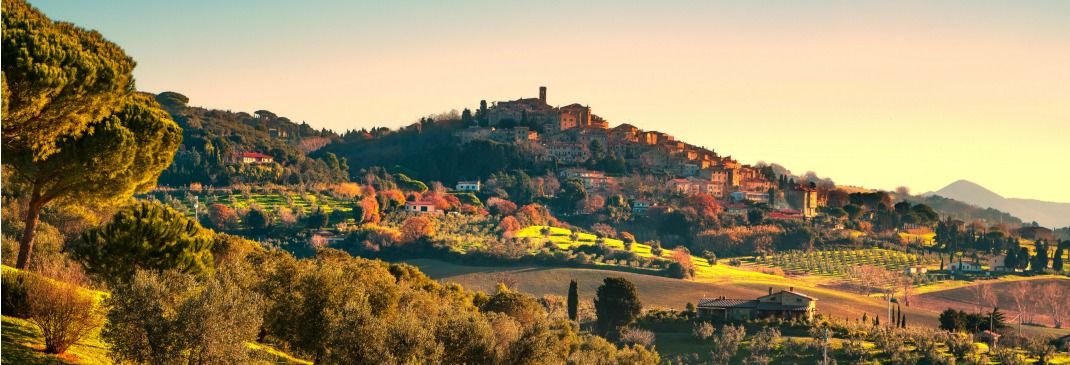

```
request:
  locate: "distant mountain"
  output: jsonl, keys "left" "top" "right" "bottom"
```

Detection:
{"left": 923, "top": 180, "right": 1070, "bottom": 228}
{"left": 904, "top": 194, "right": 1022, "bottom": 226}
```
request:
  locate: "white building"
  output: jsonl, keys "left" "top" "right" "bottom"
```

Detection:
{"left": 456, "top": 180, "right": 481, "bottom": 192}
{"left": 949, "top": 261, "right": 981, "bottom": 273}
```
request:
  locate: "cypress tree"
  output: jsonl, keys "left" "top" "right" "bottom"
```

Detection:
{"left": 594, "top": 277, "right": 642, "bottom": 338}
{"left": 567, "top": 280, "right": 579, "bottom": 322}
{"left": 1033, "top": 241, "right": 1050, "bottom": 272}
{"left": 1053, "top": 247, "right": 1065, "bottom": 272}
{"left": 901, "top": 314, "right": 907, "bottom": 328}
{"left": 1004, "top": 247, "right": 1018, "bottom": 271}
{"left": 874, "top": 315, "right": 880, "bottom": 326}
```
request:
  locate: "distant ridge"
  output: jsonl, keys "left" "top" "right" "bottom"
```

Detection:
{"left": 923, "top": 180, "right": 1070, "bottom": 228}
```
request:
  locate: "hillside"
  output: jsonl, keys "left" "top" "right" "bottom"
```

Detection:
{"left": 905, "top": 194, "right": 1023, "bottom": 226}
{"left": 925, "top": 180, "right": 1070, "bottom": 228}
{"left": 153, "top": 92, "right": 348, "bottom": 187}
{"left": 406, "top": 259, "right": 927, "bottom": 324}
{"left": 408, "top": 259, "right": 1070, "bottom": 338}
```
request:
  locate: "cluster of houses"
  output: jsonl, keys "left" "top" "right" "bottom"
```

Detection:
{"left": 449, "top": 86, "right": 823, "bottom": 219}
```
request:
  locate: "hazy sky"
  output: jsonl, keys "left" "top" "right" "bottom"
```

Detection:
{"left": 29, "top": 1, "right": 1070, "bottom": 202}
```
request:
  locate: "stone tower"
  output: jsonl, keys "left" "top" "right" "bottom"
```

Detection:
{"left": 539, "top": 86, "right": 547, "bottom": 104}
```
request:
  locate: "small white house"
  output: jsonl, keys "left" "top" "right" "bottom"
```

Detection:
{"left": 949, "top": 261, "right": 981, "bottom": 273}
{"left": 455, "top": 180, "right": 481, "bottom": 192}
{"left": 631, "top": 199, "right": 654, "bottom": 214}
{"left": 404, "top": 200, "right": 439, "bottom": 214}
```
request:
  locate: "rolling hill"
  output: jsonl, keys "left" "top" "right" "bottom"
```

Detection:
{"left": 925, "top": 180, "right": 1070, "bottom": 228}
{"left": 407, "top": 259, "right": 1070, "bottom": 338}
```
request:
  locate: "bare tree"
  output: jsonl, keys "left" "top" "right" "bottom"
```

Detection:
{"left": 1039, "top": 283, "right": 1068, "bottom": 328}
{"left": 972, "top": 283, "right": 995, "bottom": 313}
{"left": 1008, "top": 281, "right": 1031, "bottom": 324}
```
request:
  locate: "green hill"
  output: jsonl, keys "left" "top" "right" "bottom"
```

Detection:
{"left": 154, "top": 92, "right": 348, "bottom": 186}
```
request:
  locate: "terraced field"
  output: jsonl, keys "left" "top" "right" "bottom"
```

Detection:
{"left": 150, "top": 191, "right": 358, "bottom": 220}
{"left": 752, "top": 248, "right": 940, "bottom": 278}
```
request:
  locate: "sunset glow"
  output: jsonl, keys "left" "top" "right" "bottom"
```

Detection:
{"left": 30, "top": 0, "right": 1070, "bottom": 201}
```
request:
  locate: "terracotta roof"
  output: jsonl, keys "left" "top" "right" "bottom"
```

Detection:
{"left": 406, "top": 200, "right": 436, "bottom": 206}
{"left": 241, "top": 152, "right": 273, "bottom": 159}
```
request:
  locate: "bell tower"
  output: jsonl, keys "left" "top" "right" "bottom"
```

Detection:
{"left": 539, "top": 86, "right": 547, "bottom": 104}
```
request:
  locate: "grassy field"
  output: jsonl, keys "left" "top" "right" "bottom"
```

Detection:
{"left": 2, "top": 316, "right": 110, "bottom": 365}
{"left": 514, "top": 226, "right": 783, "bottom": 283}
{"left": 898, "top": 230, "right": 936, "bottom": 245}
{"left": 408, "top": 259, "right": 929, "bottom": 325}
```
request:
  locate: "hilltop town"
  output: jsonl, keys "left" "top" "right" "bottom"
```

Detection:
{"left": 453, "top": 86, "right": 819, "bottom": 219}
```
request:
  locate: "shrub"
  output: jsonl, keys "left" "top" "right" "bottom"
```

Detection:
{"left": 72, "top": 201, "right": 215, "bottom": 284}
{"left": 244, "top": 205, "right": 273, "bottom": 231}
{"left": 1, "top": 269, "right": 31, "bottom": 317}
{"left": 710, "top": 324, "right": 746, "bottom": 364}
{"left": 26, "top": 263, "right": 103, "bottom": 354}
{"left": 104, "top": 268, "right": 263, "bottom": 364}
{"left": 666, "top": 262, "right": 694, "bottom": 279}
{"left": 618, "top": 327, "right": 655, "bottom": 347}
{"left": 649, "top": 242, "right": 663, "bottom": 257}
{"left": 692, "top": 321, "right": 715, "bottom": 340}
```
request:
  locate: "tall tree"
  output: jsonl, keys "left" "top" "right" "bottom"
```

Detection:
{"left": 1004, "top": 247, "right": 1018, "bottom": 271}
{"left": 1053, "top": 247, "right": 1064, "bottom": 272}
{"left": 605, "top": 194, "right": 631, "bottom": 224}
{"left": 2, "top": 0, "right": 135, "bottom": 159}
{"left": 3, "top": 2, "right": 179, "bottom": 269}
{"left": 567, "top": 280, "right": 579, "bottom": 322}
{"left": 1033, "top": 241, "right": 1050, "bottom": 272}
{"left": 10, "top": 94, "right": 180, "bottom": 269}
{"left": 556, "top": 179, "right": 587, "bottom": 213}
{"left": 594, "top": 277, "right": 642, "bottom": 338}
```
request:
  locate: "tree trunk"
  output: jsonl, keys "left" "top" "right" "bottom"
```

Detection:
{"left": 16, "top": 196, "right": 44, "bottom": 270}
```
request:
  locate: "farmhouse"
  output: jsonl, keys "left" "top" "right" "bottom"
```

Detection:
{"left": 238, "top": 151, "right": 274, "bottom": 164}
{"left": 404, "top": 200, "right": 439, "bottom": 214}
{"left": 697, "top": 288, "right": 817, "bottom": 321}
{"left": 1016, "top": 226, "right": 1053, "bottom": 241}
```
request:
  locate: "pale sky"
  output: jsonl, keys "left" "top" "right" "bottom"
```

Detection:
{"left": 28, "top": 1, "right": 1070, "bottom": 202}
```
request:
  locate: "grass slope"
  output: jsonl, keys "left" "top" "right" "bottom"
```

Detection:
{"left": 514, "top": 226, "right": 782, "bottom": 282}
{"left": 1, "top": 316, "right": 110, "bottom": 365}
